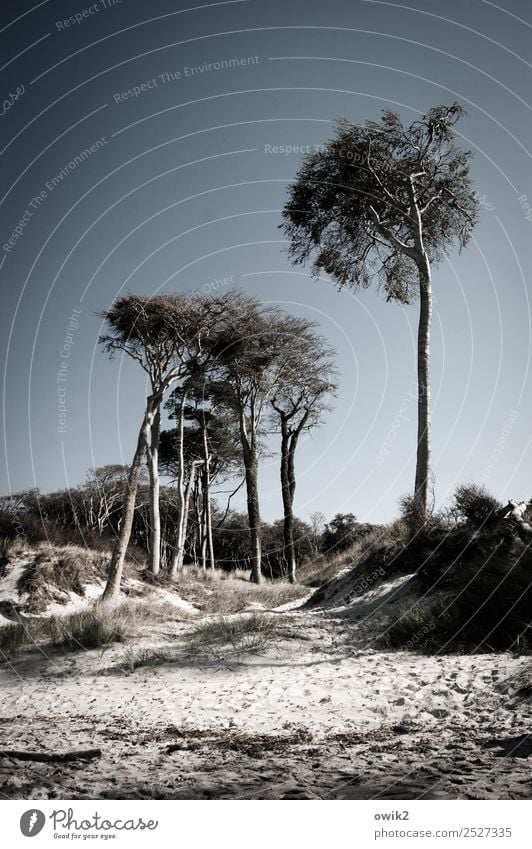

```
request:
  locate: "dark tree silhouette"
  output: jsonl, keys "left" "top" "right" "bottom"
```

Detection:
{"left": 282, "top": 104, "right": 479, "bottom": 521}
{"left": 270, "top": 321, "right": 337, "bottom": 583}
{"left": 211, "top": 298, "right": 308, "bottom": 583}
{"left": 98, "top": 294, "right": 226, "bottom": 600}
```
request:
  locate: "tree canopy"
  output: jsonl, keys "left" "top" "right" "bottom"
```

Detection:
{"left": 281, "top": 104, "right": 479, "bottom": 302}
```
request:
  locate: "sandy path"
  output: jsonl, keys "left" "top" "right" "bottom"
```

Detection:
{"left": 0, "top": 613, "right": 530, "bottom": 800}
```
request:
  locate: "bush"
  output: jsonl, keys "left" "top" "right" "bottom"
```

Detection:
{"left": 398, "top": 494, "right": 429, "bottom": 535}
{"left": 320, "top": 513, "right": 375, "bottom": 554}
{"left": 452, "top": 483, "right": 502, "bottom": 528}
{"left": 388, "top": 524, "right": 532, "bottom": 652}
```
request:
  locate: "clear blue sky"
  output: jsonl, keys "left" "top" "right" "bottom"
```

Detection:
{"left": 1, "top": 0, "right": 531, "bottom": 524}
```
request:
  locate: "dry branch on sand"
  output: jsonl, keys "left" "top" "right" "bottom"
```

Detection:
{"left": 0, "top": 748, "right": 101, "bottom": 762}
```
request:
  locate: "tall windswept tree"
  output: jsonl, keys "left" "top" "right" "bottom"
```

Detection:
{"left": 98, "top": 294, "right": 212, "bottom": 601}
{"left": 270, "top": 321, "right": 338, "bottom": 583}
{"left": 282, "top": 104, "right": 479, "bottom": 521}
{"left": 211, "top": 298, "right": 303, "bottom": 584}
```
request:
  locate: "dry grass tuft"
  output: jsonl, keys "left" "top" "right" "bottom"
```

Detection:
{"left": 16, "top": 544, "right": 108, "bottom": 612}
{"left": 187, "top": 611, "right": 282, "bottom": 656}
{"left": 173, "top": 570, "right": 307, "bottom": 614}
{"left": 119, "top": 647, "right": 170, "bottom": 673}
{"left": 0, "top": 597, "right": 184, "bottom": 656}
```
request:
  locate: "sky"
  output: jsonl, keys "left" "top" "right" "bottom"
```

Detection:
{"left": 1, "top": 0, "right": 531, "bottom": 525}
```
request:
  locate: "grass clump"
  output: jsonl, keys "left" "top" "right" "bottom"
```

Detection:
{"left": 48, "top": 606, "right": 130, "bottom": 649}
{"left": 16, "top": 545, "right": 108, "bottom": 612}
{"left": 188, "top": 611, "right": 282, "bottom": 656}
{"left": 303, "top": 520, "right": 410, "bottom": 608}
{"left": 120, "top": 647, "right": 170, "bottom": 673}
{"left": 384, "top": 597, "right": 455, "bottom": 651}
{"left": 0, "top": 598, "right": 181, "bottom": 657}
{"left": 0, "top": 622, "right": 30, "bottom": 656}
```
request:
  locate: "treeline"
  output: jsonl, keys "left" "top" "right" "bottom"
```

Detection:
{"left": 0, "top": 481, "right": 370, "bottom": 578}
{"left": 93, "top": 292, "right": 337, "bottom": 599}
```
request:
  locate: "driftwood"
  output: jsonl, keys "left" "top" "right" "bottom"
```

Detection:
{"left": 0, "top": 748, "right": 101, "bottom": 763}
{"left": 501, "top": 500, "right": 532, "bottom": 540}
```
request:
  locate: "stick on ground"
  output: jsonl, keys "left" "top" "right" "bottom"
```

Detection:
{"left": 0, "top": 748, "right": 101, "bottom": 763}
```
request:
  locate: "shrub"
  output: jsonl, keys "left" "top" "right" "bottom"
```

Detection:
{"left": 398, "top": 494, "right": 428, "bottom": 535}
{"left": 452, "top": 483, "right": 502, "bottom": 528}
{"left": 320, "top": 513, "right": 375, "bottom": 554}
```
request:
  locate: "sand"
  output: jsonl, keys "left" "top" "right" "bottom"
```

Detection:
{"left": 1, "top": 599, "right": 530, "bottom": 800}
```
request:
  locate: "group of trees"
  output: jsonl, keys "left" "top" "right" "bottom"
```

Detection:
{"left": 8, "top": 102, "right": 475, "bottom": 603}
{"left": 0, "top": 480, "right": 372, "bottom": 579}
{"left": 98, "top": 292, "right": 337, "bottom": 601}
{"left": 95, "top": 102, "right": 479, "bottom": 601}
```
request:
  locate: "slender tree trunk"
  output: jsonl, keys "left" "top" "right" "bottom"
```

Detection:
{"left": 169, "top": 460, "right": 201, "bottom": 577}
{"left": 414, "top": 254, "right": 432, "bottom": 521}
{"left": 101, "top": 397, "right": 157, "bottom": 602}
{"left": 192, "top": 478, "right": 201, "bottom": 567}
{"left": 170, "top": 391, "right": 188, "bottom": 576}
{"left": 199, "top": 508, "right": 207, "bottom": 570}
{"left": 147, "top": 407, "right": 161, "bottom": 576}
{"left": 245, "top": 452, "right": 262, "bottom": 583}
{"left": 238, "top": 408, "right": 262, "bottom": 584}
{"left": 279, "top": 422, "right": 297, "bottom": 583}
{"left": 201, "top": 422, "right": 215, "bottom": 570}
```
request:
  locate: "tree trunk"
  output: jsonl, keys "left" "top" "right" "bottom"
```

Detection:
{"left": 245, "top": 453, "right": 262, "bottom": 583}
{"left": 147, "top": 407, "right": 161, "bottom": 576}
{"left": 238, "top": 407, "right": 262, "bottom": 584}
{"left": 199, "top": 497, "right": 207, "bottom": 570}
{"left": 169, "top": 391, "right": 187, "bottom": 576}
{"left": 201, "top": 421, "right": 215, "bottom": 570}
{"left": 169, "top": 460, "right": 201, "bottom": 577}
{"left": 414, "top": 255, "right": 432, "bottom": 522}
{"left": 280, "top": 420, "right": 296, "bottom": 583}
{"left": 101, "top": 397, "right": 157, "bottom": 602}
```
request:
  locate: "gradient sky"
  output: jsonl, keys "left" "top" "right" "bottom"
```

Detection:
{"left": 1, "top": 0, "right": 531, "bottom": 525}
